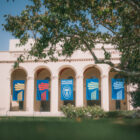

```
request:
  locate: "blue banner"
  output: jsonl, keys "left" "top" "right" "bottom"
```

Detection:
{"left": 36, "top": 80, "right": 49, "bottom": 101}
{"left": 86, "top": 79, "right": 99, "bottom": 100}
{"left": 112, "top": 79, "right": 125, "bottom": 100}
{"left": 61, "top": 79, "right": 73, "bottom": 100}
{"left": 13, "top": 80, "right": 25, "bottom": 101}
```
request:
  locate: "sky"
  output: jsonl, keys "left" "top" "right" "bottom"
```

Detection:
{"left": 0, "top": 0, "right": 31, "bottom": 51}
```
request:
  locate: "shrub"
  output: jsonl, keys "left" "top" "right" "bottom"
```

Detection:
{"left": 132, "top": 110, "right": 140, "bottom": 119}
{"left": 88, "top": 105, "right": 106, "bottom": 118}
{"left": 61, "top": 104, "right": 136, "bottom": 119}
{"left": 61, "top": 104, "right": 86, "bottom": 119}
{"left": 61, "top": 104, "right": 106, "bottom": 119}
{"left": 60, "top": 104, "right": 76, "bottom": 118}
{"left": 106, "top": 111, "right": 121, "bottom": 118}
{"left": 106, "top": 110, "right": 135, "bottom": 118}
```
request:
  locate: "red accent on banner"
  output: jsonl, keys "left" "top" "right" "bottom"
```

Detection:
{"left": 39, "top": 83, "right": 49, "bottom": 90}
{"left": 41, "top": 91, "right": 46, "bottom": 101}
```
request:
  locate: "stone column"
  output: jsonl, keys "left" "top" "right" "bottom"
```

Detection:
{"left": 100, "top": 65, "right": 110, "bottom": 111}
{"left": 26, "top": 75, "right": 34, "bottom": 113}
{"left": 76, "top": 75, "right": 84, "bottom": 107}
{"left": 51, "top": 75, "right": 59, "bottom": 113}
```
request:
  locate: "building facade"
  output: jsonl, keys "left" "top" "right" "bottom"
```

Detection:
{"left": 0, "top": 39, "right": 133, "bottom": 117}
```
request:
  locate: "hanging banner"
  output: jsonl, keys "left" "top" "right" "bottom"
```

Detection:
{"left": 36, "top": 80, "right": 49, "bottom": 101}
{"left": 112, "top": 79, "right": 125, "bottom": 100}
{"left": 86, "top": 79, "right": 99, "bottom": 100}
{"left": 61, "top": 79, "right": 73, "bottom": 100}
{"left": 13, "top": 80, "right": 25, "bottom": 101}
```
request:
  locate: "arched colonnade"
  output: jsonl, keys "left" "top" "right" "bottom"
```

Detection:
{"left": 10, "top": 64, "right": 129, "bottom": 113}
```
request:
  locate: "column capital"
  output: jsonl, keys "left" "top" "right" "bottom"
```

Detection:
{"left": 51, "top": 75, "right": 58, "bottom": 80}
{"left": 101, "top": 74, "right": 109, "bottom": 79}
{"left": 76, "top": 75, "right": 83, "bottom": 79}
{"left": 98, "top": 64, "right": 110, "bottom": 76}
{"left": 27, "top": 76, "right": 34, "bottom": 80}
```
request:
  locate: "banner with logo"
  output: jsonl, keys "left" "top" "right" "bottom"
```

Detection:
{"left": 86, "top": 79, "right": 99, "bottom": 100}
{"left": 61, "top": 79, "right": 73, "bottom": 100}
{"left": 36, "top": 80, "right": 49, "bottom": 101}
{"left": 13, "top": 80, "right": 25, "bottom": 101}
{"left": 112, "top": 79, "right": 125, "bottom": 100}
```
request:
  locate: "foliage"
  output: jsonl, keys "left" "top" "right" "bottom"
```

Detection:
{"left": 132, "top": 109, "right": 140, "bottom": 119}
{"left": 87, "top": 105, "right": 106, "bottom": 118}
{"left": 61, "top": 104, "right": 86, "bottom": 119}
{"left": 61, "top": 104, "right": 106, "bottom": 119}
{"left": 130, "top": 87, "right": 140, "bottom": 108}
{"left": 106, "top": 110, "right": 135, "bottom": 118}
{"left": 3, "top": 0, "right": 140, "bottom": 107}
{"left": 61, "top": 105, "right": 138, "bottom": 119}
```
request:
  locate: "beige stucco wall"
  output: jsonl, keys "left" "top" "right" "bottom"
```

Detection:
{"left": 0, "top": 63, "right": 12, "bottom": 115}
{"left": 0, "top": 39, "right": 133, "bottom": 116}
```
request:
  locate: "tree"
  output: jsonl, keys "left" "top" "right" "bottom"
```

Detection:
{"left": 3, "top": 0, "right": 140, "bottom": 107}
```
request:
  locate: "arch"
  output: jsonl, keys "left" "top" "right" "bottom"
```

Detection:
{"left": 109, "top": 68, "right": 128, "bottom": 111}
{"left": 83, "top": 65, "right": 101, "bottom": 107}
{"left": 34, "top": 65, "right": 52, "bottom": 76}
{"left": 58, "top": 66, "right": 76, "bottom": 110}
{"left": 10, "top": 68, "right": 27, "bottom": 111}
{"left": 10, "top": 66, "right": 28, "bottom": 78}
{"left": 34, "top": 67, "right": 51, "bottom": 112}
{"left": 83, "top": 64, "right": 102, "bottom": 75}
{"left": 58, "top": 65, "right": 77, "bottom": 77}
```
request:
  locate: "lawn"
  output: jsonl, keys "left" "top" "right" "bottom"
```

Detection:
{"left": 0, "top": 117, "right": 140, "bottom": 140}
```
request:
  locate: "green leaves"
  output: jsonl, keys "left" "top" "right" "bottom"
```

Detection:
{"left": 102, "top": 46, "right": 111, "bottom": 60}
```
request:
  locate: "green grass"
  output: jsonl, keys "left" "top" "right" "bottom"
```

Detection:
{"left": 0, "top": 117, "right": 140, "bottom": 140}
